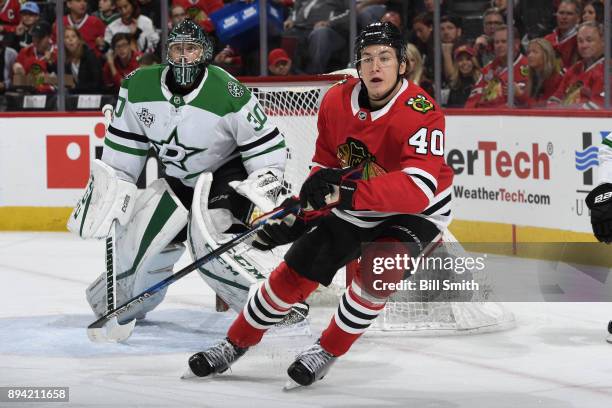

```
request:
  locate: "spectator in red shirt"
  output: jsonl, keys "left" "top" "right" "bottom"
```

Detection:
{"left": 515, "top": 38, "right": 564, "bottom": 108}
{"left": 171, "top": 0, "right": 224, "bottom": 33}
{"left": 268, "top": 48, "right": 293, "bottom": 76}
{"left": 13, "top": 21, "right": 57, "bottom": 93}
{"left": 53, "top": 0, "right": 106, "bottom": 58}
{"left": 544, "top": 0, "right": 580, "bottom": 69}
{"left": 465, "top": 25, "right": 528, "bottom": 108}
{"left": 549, "top": 21, "right": 607, "bottom": 109}
{"left": 102, "top": 32, "right": 139, "bottom": 93}
{"left": 0, "top": 0, "right": 20, "bottom": 34}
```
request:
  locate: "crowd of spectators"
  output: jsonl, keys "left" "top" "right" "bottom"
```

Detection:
{"left": 0, "top": 0, "right": 609, "bottom": 110}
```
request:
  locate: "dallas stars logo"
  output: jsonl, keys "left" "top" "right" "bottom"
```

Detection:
{"left": 150, "top": 127, "right": 206, "bottom": 171}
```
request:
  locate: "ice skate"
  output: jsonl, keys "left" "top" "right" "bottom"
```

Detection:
{"left": 284, "top": 341, "right": 337, "bottom": 390}
{"left": 182, "top": 338, "right": 248, "bottom": 379}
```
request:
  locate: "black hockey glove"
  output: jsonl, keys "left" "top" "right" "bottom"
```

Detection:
{"left": 251, "top": 197, "right": 308, "bottom": 251}
{"left": 585, "top": 183, "right": 612, "bottom": 243}
{"left": 299, "top": 167, "right": 361, "bottom": 210}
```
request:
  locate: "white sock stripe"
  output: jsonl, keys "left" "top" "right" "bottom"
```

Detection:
{"left": 248, "top": 295, "right": 284, "bottom": 324}
{"left": 345, "top": 289, "right": 385, "bottom": 315}
{"left": 264, "top": 280, "right": 292, "bottom": 309}
{"left": 338, "top": 296, "right": 380, "bottom": 326}
{"left": 333, "top": 309, "right": 368, "bottom": 334}
{"left": 350, "top": 280, "right": 386, "bottom": 306}
{"left": 256, "top": 288, "right": 289, "bottom": 316}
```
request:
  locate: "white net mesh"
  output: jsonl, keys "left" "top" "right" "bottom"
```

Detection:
{"left": 243, "top": 77, "right": 515, "bottom": 334}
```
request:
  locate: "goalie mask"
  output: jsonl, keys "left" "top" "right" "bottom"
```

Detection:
{"left": 167, "top": 20, "right": 213, "bottom": 87}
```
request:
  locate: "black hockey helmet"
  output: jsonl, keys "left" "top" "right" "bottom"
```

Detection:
{"left": 167, "top": 20, "right": 214, "bottom": 86}
{"left": 354, "top": 22, "right": 406, "bottom": 68}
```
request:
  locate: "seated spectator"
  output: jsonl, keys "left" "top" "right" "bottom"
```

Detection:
{"left": 268, "top": 48, "right": 294, "bottom": 76}
{"left": 405, "top": 42, "right": 433, "bottom": 96}
{"left": 411, "top": 12, "right": 434, "bottom": 81}
{"left": 515, "top": 38, "right": 563, "bottom": 108}
{"left": 465, "top": 25, "right": 528, "bottom": 108}
{"left": 169, "top": 4, "right": 187, "bottom": 29}
{"left": 8, "top": 2, "right": 40, "bottom": 52}
{"left": 54, "top": 0, "right": 106, "bottom": 58}
{"left": 105, "top": 0, "right": 159, "bottom": 54}
{"left": 13, "top": 21, "right": 57, "bottom": 93}
{"left": 475, "top": 8, "right": 504, "bottom": 68}
{"left": 0, "top": 0, "right": 20, "bottom": 34}
{"left": 102, "top": 32, "right": 139, "bottom": 93}
{"left": 94, "top": 0, "right": 120, "bottom": 26}
{"left": 356, "top": 1, "right": 387, "bottom": 28}
{"left": 440, "top": 15, "right": 463, "bottom": 84}
{"left": 380, "top": 10, "right": 409, "bottom": 43}
{"left": 282, "top": 0, "right": 349, "bottom": 74}
{"left": 213, "top": 45, "right": 243, "bottom": 76}
{"left": 421, "top": 0, "right": 447, "bottom": 15}
{"left": 549, "top": 21, "right": 607, "bottom": 109}
{"left": 63, "top": 27, "right": 103, "bottom": 94}
{"left": 582, "top": 0, "right": 604, "bottom": 24}
{"left": 172, "top": 0, "right": 224, "bottom": 33}
{"left": 446, "top": 45, "right": 481, "bottom": 108}
{"left": 544, "top": 0, "right": 580, "bottom": 69}
{"left": 0, "top": 38, "right": 18, "bottom": 92}
{"left": 489, "top": 0, "right": 524, "bottom": 36}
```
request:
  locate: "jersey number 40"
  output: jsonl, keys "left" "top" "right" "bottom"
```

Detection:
{"left": 408, "top": 128, "right": 444, "bottom": 156}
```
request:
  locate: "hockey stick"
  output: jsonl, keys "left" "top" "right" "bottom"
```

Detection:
{"left": 87, "top": 203, "right": 299, "bottom": 342}
{"left": 87, "top": 221, "right": 137, "bottom": 343}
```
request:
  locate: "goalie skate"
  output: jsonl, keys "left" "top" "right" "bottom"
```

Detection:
{"left": 182, "top": 338, "right": 248, "bottom": 379}
{"left": 284, "top": 341, "right": 337, "bottom": 390}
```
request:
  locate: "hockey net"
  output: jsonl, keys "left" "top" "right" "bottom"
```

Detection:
{"left": 242, "top": 76, "right": 515, "bottom": 334}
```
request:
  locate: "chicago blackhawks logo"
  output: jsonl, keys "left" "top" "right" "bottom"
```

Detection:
{"left": 227, "top": 81, "right": 245, "bottom": 98}
{"left": 406, "top": 94, "right": 434, "bottom": 114}
{"left": 337, "top": 138, "right": 387, "bottom": 180}
{"left": 520, "top": 65, "right": 529, "bottom": 77}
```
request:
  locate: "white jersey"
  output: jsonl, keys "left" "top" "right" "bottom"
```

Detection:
{"left": 102, "top": 64, "right": 286, "bottom": 186}
{"left": 598, "top": 135, "right": 612, "bottom": 186}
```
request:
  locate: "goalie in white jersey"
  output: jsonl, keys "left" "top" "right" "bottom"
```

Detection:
{"left": 68, "top": 20, "right": 287, "bottom": 328}
{"left": 585, "top": 135, "right": 612, "bottom": 344}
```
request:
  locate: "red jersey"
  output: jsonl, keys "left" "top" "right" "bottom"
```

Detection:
{"left": 172, "top": 0, "right": 224, "bottom": 32}
{"left": 311, "top": 78, "right": 453, "bottom": 229}
{"left": 516, "top": 69, "right": 564, "bottom": 108}
{"left": 102, "top": 53, "right": 140, "bottom": 92}
{"left": 549, "top": 57, "right": 607, "bottom": 109}
{"left": 0, "top": 0, "right": 20, "bottom": 33}
{"left": 16, "top": 44, "right": 58, "bottom": 92}
{"left": 465, "top": 54, "right": 529, "bottom": 108}
{"left": 53, "top": 15, "right": 106, "bottom": 58}
{"left": 544, "top": 27, "right": 578, "bottom": 69}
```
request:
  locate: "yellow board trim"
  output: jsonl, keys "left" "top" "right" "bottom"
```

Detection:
{"left": 0, "top": 207, "right": 72, "bottom": 231}
{"left": 1, "top": 208, "right": 610, "bottom": 266}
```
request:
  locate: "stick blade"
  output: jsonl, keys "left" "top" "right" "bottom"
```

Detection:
{"left": 87, "top": 317, "right": 136, "bottom": 343}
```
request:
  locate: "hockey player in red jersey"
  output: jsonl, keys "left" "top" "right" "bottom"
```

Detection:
{"left": 183, "top": 22, "right": 454, "bottom": 387}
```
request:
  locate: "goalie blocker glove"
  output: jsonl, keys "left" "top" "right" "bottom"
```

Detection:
{"left": 299, "top": 167, "right": 361, "bottom": 210}
{"left": 251, "top": 197, "right": 307, "bottom": 251}
{"left": 585, "top": 183, "right": 612, "bottom": 243}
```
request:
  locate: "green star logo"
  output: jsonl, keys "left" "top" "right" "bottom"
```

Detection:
{"left": 150, "top": 127, "right": 206, "bottom": 171}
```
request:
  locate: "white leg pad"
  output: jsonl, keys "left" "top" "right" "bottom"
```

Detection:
{"left": 86, "top": 179, "right": 188, "bottom": 322}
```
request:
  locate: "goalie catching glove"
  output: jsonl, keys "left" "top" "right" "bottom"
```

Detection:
{"left": 251, "top": 197, "right": 307, "bottom": 251}
{"left": 229, "top": 167, "right": 284, "bottom": 214}
{"left": 299, "top": 167, "right": 362, "bottom": 210}
{"left": 586, "top": 183, "right": 612, "bottom": 243}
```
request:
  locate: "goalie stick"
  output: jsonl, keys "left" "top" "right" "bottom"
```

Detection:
{"left": 87, "top": 202, "right": 300, "bottom": 342}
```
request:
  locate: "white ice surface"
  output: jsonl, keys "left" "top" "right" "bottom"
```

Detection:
{"left": 0, "top": 232, "right": 611, "bottom": 408}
